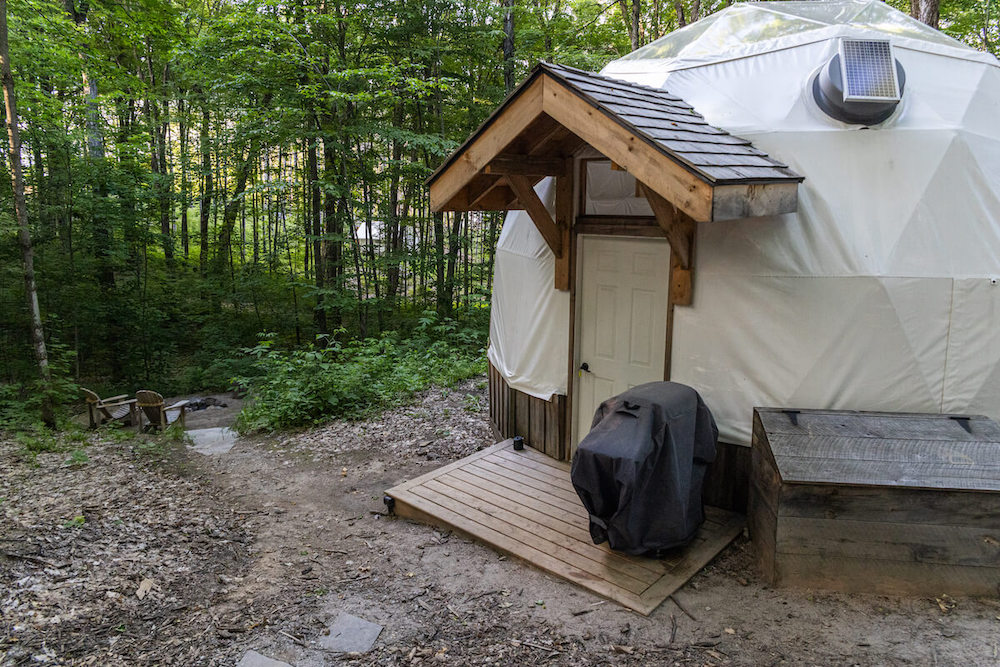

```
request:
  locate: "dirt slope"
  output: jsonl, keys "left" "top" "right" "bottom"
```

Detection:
{"left": 3, "top": 378, "right": 999, "bottom": 665}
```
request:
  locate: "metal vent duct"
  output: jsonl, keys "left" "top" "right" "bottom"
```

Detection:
{"left": 814, "top": 39, "right": 906, "bottom": 125}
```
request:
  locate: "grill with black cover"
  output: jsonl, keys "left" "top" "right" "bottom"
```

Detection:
{"left": 571, "top": 382, "right": 718, "bottom": 556}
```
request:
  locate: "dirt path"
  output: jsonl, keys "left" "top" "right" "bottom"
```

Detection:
{"left": 4, "top": 378, "right": 1000, "bottom": 665}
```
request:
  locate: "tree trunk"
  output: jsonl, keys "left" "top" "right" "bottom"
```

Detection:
{"left": 179, "top": 96, "right": 189, "bottom": 258}
{"left": 199, "top": 106, "right": 212, "bottom": 277}
{"left": 443, "top": 211, "right": 462, "bottom": 315}
{"left": 213, "top": 139, "right": 258, "bottom": 276}
{"left": 322, "top": 134, "right": 343, "bottom": 328}
{"left": 356, "top": 144, "right": 383, "bottom": 333}
{"left": 632, "top": 0, "right": 641, "bottom": 49}
{"left": 617, "top": 0, "right": 641, "bottom": 50}
{"left": 503, "top": 0, "right": 515, "bottom": 93}
{"left": 147, "top": 97, "right": 174, "bottom": 262}
{"left": 384, "top": 101, "right": 404, "bottom": 306}
{"left": 433, "top": 211, "right": 447, "bottom": 316}
{"left": 910, "top": 0, "right": 939, "bottom": 28}
{"left": 65, "top": 0, "right": 114, "bottom": 291}
{"left": 307, "top": 128, "right": 326, "bottom": 333}
{"left": 1, "top": 0, "right": 54, "bottom": 427}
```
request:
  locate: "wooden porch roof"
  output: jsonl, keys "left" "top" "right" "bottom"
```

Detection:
{"left": 427, "top": 62, "right": 803, "bottom": 223}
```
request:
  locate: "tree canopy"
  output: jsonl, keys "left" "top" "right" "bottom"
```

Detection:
{"left": 0, "top": 0, "right": 991, "bottom": 428}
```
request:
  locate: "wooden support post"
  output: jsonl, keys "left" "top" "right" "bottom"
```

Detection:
{"left": 639, "top": 182, "right": 695, "bottom": 306}
{"left": 506, "top": 173, "right": 563, "bottom": 258}
{"left": 566, "top": 219, "right": 578, "bottom": 458}
{"left": 669, "top": 251, "right": 693, "bottom": 307}
{"left": 553, "top": 158, "right": 573, "bottom": 291}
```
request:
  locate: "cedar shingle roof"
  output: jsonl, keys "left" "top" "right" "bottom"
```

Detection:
{"left": 541, "top": 62, "right": 802, "bottom": 185}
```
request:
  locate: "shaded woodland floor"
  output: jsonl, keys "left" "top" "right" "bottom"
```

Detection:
{"left": 3, "top": 379, "right": 1000, "bottom": 666}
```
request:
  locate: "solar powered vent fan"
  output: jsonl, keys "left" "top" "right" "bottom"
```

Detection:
{"left": 813, "top": 38, "right": 905, "bottom": 125}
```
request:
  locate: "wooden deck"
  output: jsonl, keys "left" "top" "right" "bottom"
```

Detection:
{"left": 385, "top": 440, "right": 744, "bottom": 615}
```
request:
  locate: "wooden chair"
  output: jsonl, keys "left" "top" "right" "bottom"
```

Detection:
{"left": 82, "top": 388, "right": 139, "bottom": 429}
{"left": 135, "top": 390, "right": 189, "bottom": 431}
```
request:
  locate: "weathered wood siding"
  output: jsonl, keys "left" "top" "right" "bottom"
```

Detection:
{"left": 702, "top": 442, "right": 751, "bottom": 513}
{"left": 750, "top": 408, "right": 1000, "bottom": 596}
{"left": 489, "top": 361, "right": 569, "bottom": 460}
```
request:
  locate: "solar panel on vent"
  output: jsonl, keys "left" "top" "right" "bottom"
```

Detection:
{"left": 840, "top": 39, "right": 900, "bottom": 102}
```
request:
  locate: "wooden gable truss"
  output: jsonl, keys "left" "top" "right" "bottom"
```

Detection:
{"left": 426, "top": 62, "right": 804, "bottom": 302}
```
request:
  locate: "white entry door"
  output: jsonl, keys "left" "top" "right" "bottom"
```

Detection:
{"left": 574, "top": 235, "right": 670, "bottom": 450}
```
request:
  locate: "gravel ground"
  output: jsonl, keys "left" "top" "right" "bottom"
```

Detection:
{"left": 3, "top": 377, "right": 1000, "bottom": 666}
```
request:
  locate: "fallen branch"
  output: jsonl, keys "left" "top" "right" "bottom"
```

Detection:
{"left": 514, "top": 639, "right": 565, "bottom": 653}
{"left": 278, "top": 629, "right": 306, "bottom": 647}
{"left": 466, "top": 589, "right": 500, "bottom": 602}
{"left": 669, "top": 595, "right": 698, "bottom": 621}
{"left": 1, "top": 551, "right": 60, "bottom": 568}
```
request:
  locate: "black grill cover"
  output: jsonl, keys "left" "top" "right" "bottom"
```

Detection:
{"left": 570, "top": 382, "right": 718, "bottom": 556}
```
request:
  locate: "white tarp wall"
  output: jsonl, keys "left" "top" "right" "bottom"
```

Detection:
{"left": 487, "top": 155, "right": 652, "bottom": 400}
{"left": 488, "top": 179, "right": 570, "bottom": 400}
{"left": 489, "top": 1, "right": 1000, "bottom": 445}
{"left": 596, "top": 0, "right": 1000, "bottom": 444}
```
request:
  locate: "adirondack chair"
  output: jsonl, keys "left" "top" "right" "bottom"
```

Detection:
{"left": 81, "top": 388, "right": 139, "bottom": 429}
{"left": 135, "top": 390, "right": 189, "bottom": 431}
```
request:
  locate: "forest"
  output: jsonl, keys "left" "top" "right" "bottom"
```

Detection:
{"left": 0, "top": 0, "right": 994, "bottom": 431}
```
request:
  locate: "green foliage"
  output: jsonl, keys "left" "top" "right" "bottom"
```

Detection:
{"left": 130, "top": 425, "right": 189, "bottom": 463}
{"left": 64, "top": 449, "right": 90, "bottom": 467}
{"left": 237, "top": 311, "right": 487, "bottom": 432}
{"left": 1, "top": 0, "right": 991, "bottom": 434}
{"left": 0, "top": 343, "right": 79, "bottom": 433}
{"left": 16, "top": 430, "right": 63, "bottom": 455}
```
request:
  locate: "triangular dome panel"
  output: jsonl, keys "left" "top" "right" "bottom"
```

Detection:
{"left": 885, "top": 133, "right": 1000, "bottom": 277}
{"left": 943, "top": 279, "right": 1000, "bottom": 413}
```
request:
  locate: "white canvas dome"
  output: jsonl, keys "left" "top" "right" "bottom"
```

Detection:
{"left": 489, "top": 1, "right": 1000, "bottom": 445}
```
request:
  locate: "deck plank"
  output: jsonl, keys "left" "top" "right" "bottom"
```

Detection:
{"left": 420, "top": 479, "right": 662, "bottom": 585}
{"left": 386, "top": 439, "right": 743, "bottom": 615}
{"left": 460, "top": 463, "right": 585, "bottom": 515}
{"left": 473, "top": 458, "right": 582, "bottom": 503}
{"left": 483, "top": 452, "right": 579, "bottom": 492}
{"left": 405, "top": 484, "right": 652, "bottom": 594}
{"left": 429, "top": 475, "right": 667, "bottom": 577}
{"left": 448, "top": 468, "right": 586, "bottom": 525}
{"left": 506, "top": 445, "right": 573, "bottom": 472}
{"left": 491, "top": 449, "right": 579, "bottom": 488}
{"left": 439, "top": 472, "right": 595, "bottom": 543}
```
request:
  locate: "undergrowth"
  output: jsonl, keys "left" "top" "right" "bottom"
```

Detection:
{"left": 236, "top": 311, "right": 487, "bottom": 432}
{"left": 0, "top": 343, "right": 79, "bottom": 434}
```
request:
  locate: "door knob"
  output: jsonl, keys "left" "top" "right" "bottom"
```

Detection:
{"left": 580, "top": 362, "right": 591, "bottom": 373}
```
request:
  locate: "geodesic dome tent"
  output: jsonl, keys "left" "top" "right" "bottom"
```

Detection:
{"left": 486, "top": 0, "right": 1000, "bottom": 447}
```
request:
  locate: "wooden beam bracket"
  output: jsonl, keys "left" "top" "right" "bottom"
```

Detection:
{"left": 506, "top": 174, "right": 563, "bottom": 259}
{"left": 639, "top": 182, "right": 695, "bottom": 306}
